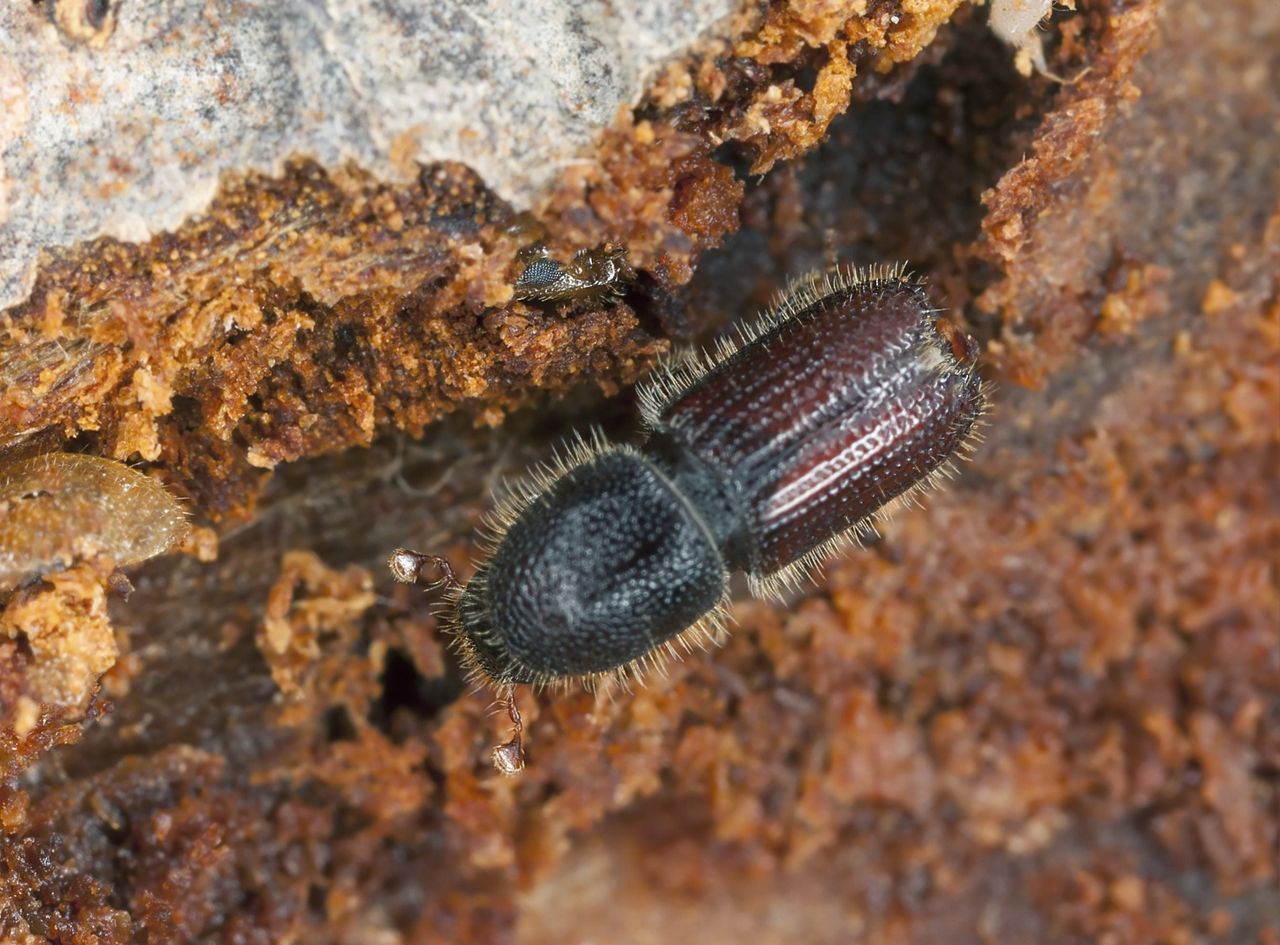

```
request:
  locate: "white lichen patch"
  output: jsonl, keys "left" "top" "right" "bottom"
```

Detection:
{"left": 0, "top": 0, "right": 740, "bottom": 310}
{"left": 989, "top": 0, "right": 1060, "bottom": 77}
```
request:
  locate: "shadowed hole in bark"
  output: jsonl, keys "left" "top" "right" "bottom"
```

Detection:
{"left": 369, "top": 648, "right": 465, "bottom": 740}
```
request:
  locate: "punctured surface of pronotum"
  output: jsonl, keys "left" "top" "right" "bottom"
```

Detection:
{"left": 456, "top": 447, "right": 728, "bottom": 684}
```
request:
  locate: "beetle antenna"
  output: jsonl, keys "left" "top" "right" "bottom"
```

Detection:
{"left": 387, "top": 548, "right": 462, "bottom": 592}
{"left": 490, "top": 689, "right": 525, "bottom": 775}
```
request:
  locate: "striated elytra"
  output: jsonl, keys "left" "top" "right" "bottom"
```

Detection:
{"left": 391, "top": 265, "right": 988, "bottom": 770}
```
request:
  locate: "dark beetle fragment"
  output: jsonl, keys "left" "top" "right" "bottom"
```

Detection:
{"left": 392, "top": 265, "right": 987, "bottom": 769}
{"left": 512, "top": 243, "right": 636, "bottom": 303}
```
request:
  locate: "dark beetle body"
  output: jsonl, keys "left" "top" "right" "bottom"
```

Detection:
{"left": 439, "top": 267, "right": 987, "bottom": 688}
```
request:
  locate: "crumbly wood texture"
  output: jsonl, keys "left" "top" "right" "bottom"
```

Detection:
{"left": 1, "top": 0, "right": 1277, "bottom": 942}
